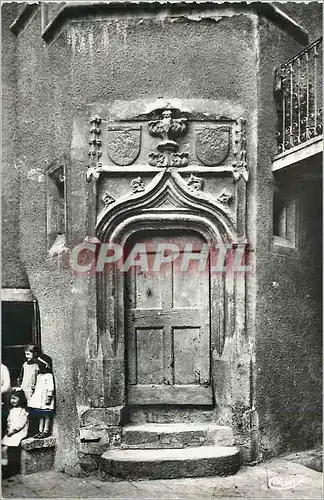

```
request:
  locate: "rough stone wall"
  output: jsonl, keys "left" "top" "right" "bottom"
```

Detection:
{"left": 1, "top": 3, "right": 29, "bottom": 288}
{"left": 255, "top": 15, "right": 322, "bottom": 459}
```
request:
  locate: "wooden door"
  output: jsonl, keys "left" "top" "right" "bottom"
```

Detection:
{"left": 126, "top": 232, "right": 212, "bottom": 405}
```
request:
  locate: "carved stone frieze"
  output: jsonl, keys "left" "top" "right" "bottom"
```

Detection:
{"left": 107, "top": 127, "right": 141, "bottom": 166}
{"left": 96, "top": 169, "right": 236, "bottom": 243}
{"left": 148, "top": 109, "right": 189, "bottom": 167}
{"left": 187, "top": 174, "right": 204, "bottom": 191}
{"left": 101, "top": 192, "right": 115, "bottom": 207}
{"left": 232, "top": 118, "right": 248, "bottom": 182}
{"left": 195, "top": 127, "right": 230, "bottom": 166}
{"left": 131, "top": 177, "right": 145, "bottom": 193}
{"left": 87, "top": 116, "right": 102, "bottom": 181}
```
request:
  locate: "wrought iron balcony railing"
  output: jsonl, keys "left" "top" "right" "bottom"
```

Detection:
{"left": 274, "top": 37, "right": 322, "bottom": 155}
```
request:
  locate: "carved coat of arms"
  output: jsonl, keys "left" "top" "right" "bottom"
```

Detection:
{"left": 107, "top": 127, "right": 141, "bottom": 166}
{"left": 195, "top": 127, "right": 230, "bottom": 166}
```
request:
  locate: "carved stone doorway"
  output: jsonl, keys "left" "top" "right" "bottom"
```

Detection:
{"left": 125, "top": 230, "right": 213, "bottom": 407}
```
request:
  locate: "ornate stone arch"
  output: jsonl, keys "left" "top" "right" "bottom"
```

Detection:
{"left": 94, "top": 169, "right": 243, "bottom": 410}
{"left": 96, "top": 169, "right": 236, "bottom": 244}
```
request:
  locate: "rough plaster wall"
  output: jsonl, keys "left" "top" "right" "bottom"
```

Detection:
{"left": 15, "top": 10, "right": 79, "bottom": 471}
{"left": 14, "top": 7, "right": 259, "bottom": 467}
{"left": 275, "top": 1, "right": 323, "bottom": 42}
{"left": 67, "top": 14, "right": 256, "bottom": 105}
{"left": 256, "top": 17, "right": 322, "bottom": 458}
{"left": 1, "top": 4, "right": 29, "bottom": 288}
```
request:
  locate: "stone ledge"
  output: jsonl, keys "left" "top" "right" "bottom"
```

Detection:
{"left": 20, "top": 438, "right": 56, "bottom": 475}
{"left": 21, "top": 436, "right": 56, "bottom": 451}
{"left": 272, "top": 135, "right": 323, "bottom": 172}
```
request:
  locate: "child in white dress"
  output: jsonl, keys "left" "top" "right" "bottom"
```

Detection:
{"left": 2, "top": 388, "right": 28, "bottom": 466}
{"left": 28, "top": 355, "right": 55, "bottom": 438}
{"left": 18, "top": 344, "right": 39, "bottom": 404}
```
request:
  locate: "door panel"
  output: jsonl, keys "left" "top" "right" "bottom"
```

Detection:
{"left": 126, "top": 232, "right": 212, "bottom": 405}
{"left": 173, "top": 327, "right": 205, "bottom": 384}
{"left": 136, "top": 328, "right": 164, "bottom": 384}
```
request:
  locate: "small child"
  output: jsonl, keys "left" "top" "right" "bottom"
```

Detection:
{"left": 28, "top": 355, "right": 55, "bottom": 438}
{"left": 18, "top": 344, "right": 39, "bottom": 404}
{"left": 2, "top": 388, "right": 29, "bottom": 466}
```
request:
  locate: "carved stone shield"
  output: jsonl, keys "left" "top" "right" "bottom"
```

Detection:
{"left": 107, "top": 127, "right": 141, "bottom": 166}
{"left": 195, "top": 127, "right": 230, "bottom": 166}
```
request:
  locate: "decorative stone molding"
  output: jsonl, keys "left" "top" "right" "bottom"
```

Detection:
{"left": 131, "top": 177, "right": 145, "bottom": 193}
{"left": 232, "top": 118, "right": 248, "bottom": 182}
{"left": 95, "top": 168, "right": 243, "bottom": 411}
{"left": 87, "top": 116, "right": 102, "bottom": 181}
{"left": 148, "top": 110, "right": 189, "bottom": 167}
{"left": 101, "top": 192, "right": 115, "bottom": 207}
{"left": 97, "top": 169, "right": 235, "bottom": 243}
{"left": 187, "top": 174, "right": 204, "bottom": 191}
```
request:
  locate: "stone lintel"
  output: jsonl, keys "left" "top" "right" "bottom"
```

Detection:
{"left": 1, "top": 288, "right": 34, "bottom": 302}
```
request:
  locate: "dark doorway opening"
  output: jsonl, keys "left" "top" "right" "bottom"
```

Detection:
{"left": 2, "top": 300, "right": 41, "bottom": 386}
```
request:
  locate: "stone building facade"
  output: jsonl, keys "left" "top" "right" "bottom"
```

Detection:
{"left": 2, "top": 1, "right": 322, "bottom": 477}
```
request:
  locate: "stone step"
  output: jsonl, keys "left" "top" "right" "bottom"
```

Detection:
{"left": 121, "top": 423, "right": 234, "bottom": 449}
{"left": 128, "top": 406, "right": 216, "bottom": 424}
{"left": 101, "top": 445, "right": 241, "bottom": 479}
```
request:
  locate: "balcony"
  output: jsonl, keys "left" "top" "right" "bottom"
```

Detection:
{"left": 273, "top": 37, "right": 323, "bottom": 172}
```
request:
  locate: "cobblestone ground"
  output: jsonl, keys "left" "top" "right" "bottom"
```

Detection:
{"left": 2, "top": 456, "right": 323, "bottom": 499}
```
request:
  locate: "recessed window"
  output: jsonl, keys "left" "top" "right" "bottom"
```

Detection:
{"left": 46, "top": 161, "right": 67, "bottom": 253}
{"left": 272, "top": 192, "right": 297, "bottom": 249}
